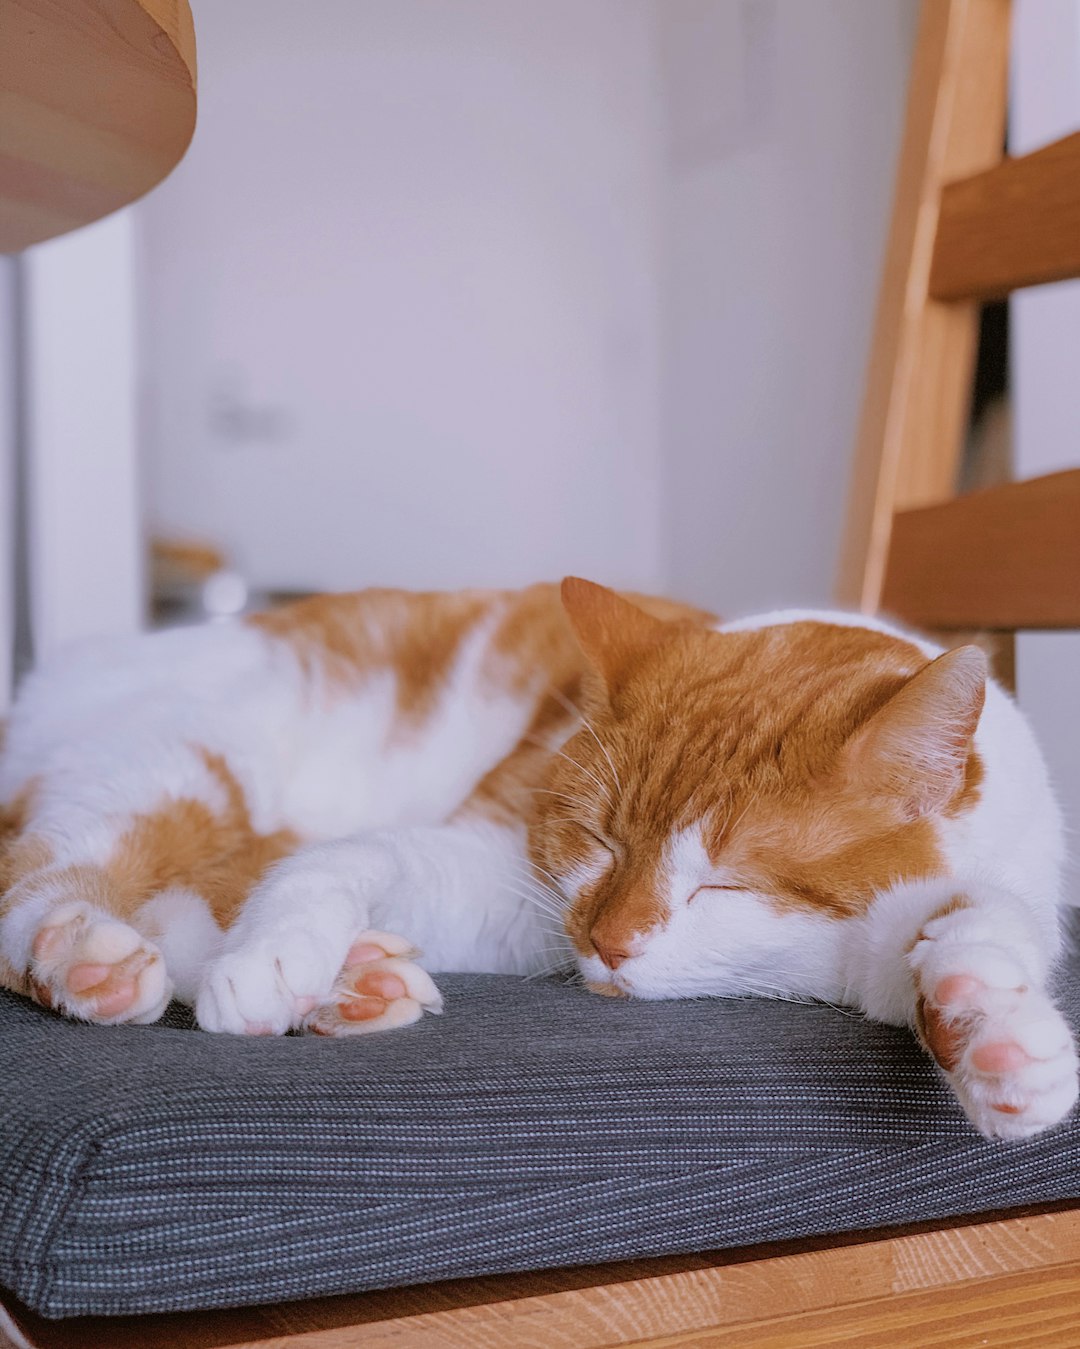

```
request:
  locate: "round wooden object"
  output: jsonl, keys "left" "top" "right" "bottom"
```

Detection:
{"left": 0, "top": 0, "right": 197, "bottom": 252}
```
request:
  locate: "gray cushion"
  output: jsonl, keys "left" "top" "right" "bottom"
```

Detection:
{"left": 2, "top": 957, "right": 1080, "bottom": 1319}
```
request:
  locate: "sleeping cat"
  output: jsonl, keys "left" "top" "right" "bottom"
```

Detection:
{"left": 0, "top": 578, "right": 1074, "bottom": 1140}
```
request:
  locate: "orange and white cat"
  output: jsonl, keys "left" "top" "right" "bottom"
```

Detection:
{"left": 0, "top": 579, "right": 1074, "bottom": 1140}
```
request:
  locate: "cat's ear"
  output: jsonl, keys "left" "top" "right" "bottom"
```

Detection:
{"left": 837, "top": 645, "right": 987, "bottom": 817}
{"left": 560, "top": 578, "right": 669, "bottom": 692}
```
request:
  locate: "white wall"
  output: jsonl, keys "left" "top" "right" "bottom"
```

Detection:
{"left": 138, "top": 0, "right": 664, "bottom": 594}
{"left": 659, "top": 0, "right": 917, "bottom": 614}
{"left": 22, "top": 213, "right": 143, "bottom": 659}
{"left": 1012, "top": 0, "right": 1080, "bottom": 878}
{"left": 139, "top": 2, "right": 917, "bottom": 611}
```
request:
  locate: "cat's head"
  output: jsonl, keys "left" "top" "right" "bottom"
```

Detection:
{"left": 529, "top": 579, "right": 986, "bottom": 1000}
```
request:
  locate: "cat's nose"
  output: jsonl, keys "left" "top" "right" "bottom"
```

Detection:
{"left": 592, "top": 937, "right": 632, "bottom": 970}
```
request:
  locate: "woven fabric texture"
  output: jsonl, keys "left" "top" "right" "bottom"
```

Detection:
{"left": 2, "top": 960, "right": 1079, "bottom": 1318}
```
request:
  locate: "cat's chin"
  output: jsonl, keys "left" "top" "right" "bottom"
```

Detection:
{"left": 586, "top": 979, "right": 629, "bottom": 999}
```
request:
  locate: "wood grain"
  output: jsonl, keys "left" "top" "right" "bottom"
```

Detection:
{"left": 7, "top": 1206, "right": 1080, "bottom": 1348}
{"left": 622, "top": 1263, "right": 1080, "bottom": 1347}
{"left": 881, "top": 469, "right": 1080, "bottom": 630}
{"left": 0, "top": 1301, "right": 33, "bottom": 1349}
{"left": 835, "top": 0, "right": 1010, "bottom": 611}
{"left": 0, "top": 0, "right": 196, "bottom": 251}
{"left": 931, "top": 131, "right": 1080, "bottom": 301}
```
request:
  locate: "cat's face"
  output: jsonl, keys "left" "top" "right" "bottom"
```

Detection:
{"left": 529, "top": 580, "right": 986, "bottom": 1001}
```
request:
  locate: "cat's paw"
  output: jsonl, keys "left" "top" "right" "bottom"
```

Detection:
{"left": 196, "top": 927, "right": 340, "bottom": 1035}
{"left": 911, "top": 937, "right": 1078, "bottom": 1140}
{"left": 30, "top": 902, "right": 171, "bottom": 1025}
{"left": 305, "top": 931, "right": 443, "bottom": 1037}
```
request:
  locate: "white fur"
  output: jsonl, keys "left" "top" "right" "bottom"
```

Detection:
{"left": 135, "top": 890, "right": 223, "bottom": 1004}
{"left": 0, "top": 604, "right": 1072, "bottom": 1139}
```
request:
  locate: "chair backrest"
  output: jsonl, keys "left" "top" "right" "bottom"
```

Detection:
{"left": 837, "top": 0, "right": 1080, "bottom": 642}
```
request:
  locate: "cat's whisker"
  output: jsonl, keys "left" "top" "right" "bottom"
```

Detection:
{"left": 504, "top": 864, "right": 566, "bottom": 900}
{"left": 530, "top": 788, "right": 595, "bottom": 813}
{"left": 525, "top": 928, "right": 568, "bottom": 949}
{"left": 546, "top": 686, "right": 622, "bottom": 795}
{"left": 552, "top": 747, "right": 614, "bottom": 802}
{"left": 517, "top": 889, "right": 565, "bottom": 918}
{"left": 726, "top": 977, "right": 861, "bottom": 1016}
{"left": 722, "top": 794, "right": 757, "bottom": 840}
{"left": 523, "top": 860, "right": 569, "bottom": 898}
{"left": 500, "top": 883, "right": 566, "bottom": 922}
{"left": 534, "top": 813, "right": 586, "bottom": 831}
{"left": 506, "top": 893, "right": 565, "bottom": 923}
{"left": 504, "top": 861, "right": 568, "bottom": 907}
{"left": 525, "top": 735, "right": 613, "bottom": 804}
{"left": 510, "top": 864, "right": 565, "bottom": 898}
{"left": 525, "top": 950, "right": 577, "bottom": 980}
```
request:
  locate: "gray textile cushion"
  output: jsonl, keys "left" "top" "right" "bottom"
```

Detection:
{"left": 2, "top": 959, "right": 1080, "bottom": 1319}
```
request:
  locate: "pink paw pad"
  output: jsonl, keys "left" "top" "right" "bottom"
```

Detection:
{"left": 336, "top": 968, "right": 410, "bottom": 1022}
{"left": 31, "top": 924, "right": 70, "bottom": 962}
{"left": 346, "top": 941, "right": 393, "bottom": 965}
{"left": 971, "top": 1041, "right": 1031, "bottom": 1074}
{"left": 61, "top": 954, "right": 148, "bottom": 1018}
{"left": 29, "top": 906, "right": 170, "bottom": 1025}
{"left": 304, "top": 931, "right": 441, "bottom": 1037}
{"left": 66, "top": 963, "right": 114, "bottom": 995}
{"left": 934, "top": 973, "right": 983, "bottom": 1006}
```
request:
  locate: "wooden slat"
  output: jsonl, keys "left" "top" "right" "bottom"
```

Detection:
{"left": 931, "top": 131, "right": 1080, "bottom": 301}
{"left": 6, "top": 1205, "right": 1080, "bottom": 1348}
{"left": 835, "top": 0, "right": 1010, "bottom": 611}
{"left": 882, "top": 469, "right": 1080, "bottom": 631}
{"left": 624, "top": 1263, "right": 1080, "bottom": 1348}
{"left": 0, "top": 0, "right": 197, "bottom": 252}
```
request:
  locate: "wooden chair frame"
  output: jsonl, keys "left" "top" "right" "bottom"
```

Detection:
{"left": 838, "top": 0, "right": 1080, "bottom": 628}
{"left": 4, "top": 0, "right": 1080, "bottom": 1343}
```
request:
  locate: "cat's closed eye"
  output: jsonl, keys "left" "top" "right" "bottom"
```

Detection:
{"left": 689, "top": 884, "right": 749, "bottom": 903}
{"left": 557, "top": 820, "right": 618, "bottom": 859}
{"left": 582, "top": 827, "right": 617, "bottom": 857}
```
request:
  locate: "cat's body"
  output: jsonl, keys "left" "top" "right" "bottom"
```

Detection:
{"left": 0, "top": 580, "right": 1074, "bottom": 1139}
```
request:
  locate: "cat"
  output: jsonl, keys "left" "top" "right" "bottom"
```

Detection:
{"left": 0, "top": 578, "right": 1075, "bottom": 1141}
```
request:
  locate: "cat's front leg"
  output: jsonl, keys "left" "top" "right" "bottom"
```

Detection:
{"left": 854, "top": 878, "right": 1077, "bottom": 1140}
{"left": 908, "top": 889, "right": 1078, "bottom": 1139}
{"left": 195, "top": 836, "right": 431, "bottom": 1035}
{"left": 195, "top": 822, "right": 522, "bottom": 1036}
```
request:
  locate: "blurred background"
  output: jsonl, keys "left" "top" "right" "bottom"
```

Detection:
{"left": 1, "top": 0, "right": 1078, "bottom": 856}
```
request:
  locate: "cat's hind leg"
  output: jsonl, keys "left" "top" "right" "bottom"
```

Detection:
{"left": 22, "top": 893, "right": 172, "bottom": 1025}
{"left": 1, "top": 754, "right": 289, "bottom": 1025}
{"left": 1, "top": 823, "right": 175, "bottom": 1025}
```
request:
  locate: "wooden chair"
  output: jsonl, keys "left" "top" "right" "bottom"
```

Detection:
{"left": 4, "top": 1, "right": 1080, "bottom": 1344}
{"left": 837, "top": 0, "right": 1080, "bottom": 636}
